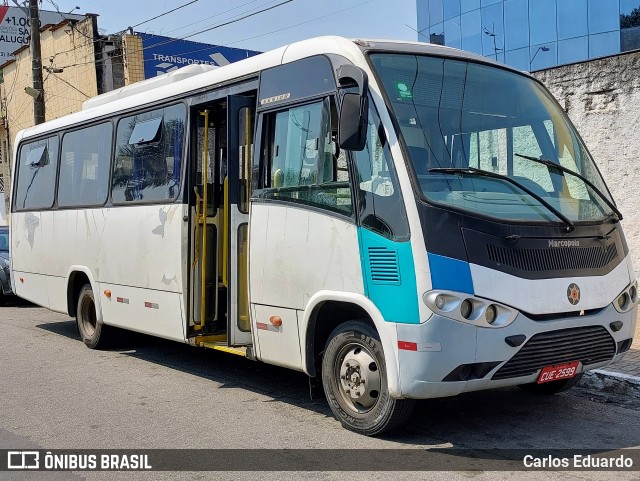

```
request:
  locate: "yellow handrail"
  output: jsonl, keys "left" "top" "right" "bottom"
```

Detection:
{"left": 198, "top": 110, "right": 210, "bottom": 329}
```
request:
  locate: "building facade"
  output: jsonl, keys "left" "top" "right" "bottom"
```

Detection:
{"left": 417, "top": 0, "right": 640, "bottom": 71}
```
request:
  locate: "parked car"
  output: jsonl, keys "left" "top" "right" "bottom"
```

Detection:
{"left": 0, "top": 225, "right": 11, "bottom": 303}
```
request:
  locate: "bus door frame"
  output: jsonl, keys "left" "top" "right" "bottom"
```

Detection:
{"left": 226, "top": 94, "right": 255, "bottom": 346}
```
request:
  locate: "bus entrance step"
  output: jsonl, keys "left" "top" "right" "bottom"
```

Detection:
{"left": 199, "top": 342, "right": 247, "bottom": 357}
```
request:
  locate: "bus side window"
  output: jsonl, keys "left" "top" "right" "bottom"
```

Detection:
{"left": 351, "top": 105, "right": 410, "bottom": 242}
{"left": 58, "top": 122, "right": 112, "bottom": 207}
{"left": 14, "top": 136, "right": 59, "bottom": 211}
{"left": 258, "top": 97, "right": 353, "bottom": 216}
{"left": 112, "top": 103, "right": 186, "bottom": 204}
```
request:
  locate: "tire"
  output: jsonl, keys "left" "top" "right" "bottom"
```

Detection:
{"left": 517, "top": 373, "right": 584, "bottom": 395}
{"left": 321, "top": 320, "right": 414, "bottom": 436}
{"left": 76, "top": 284, "right": 108, "bottom": 349}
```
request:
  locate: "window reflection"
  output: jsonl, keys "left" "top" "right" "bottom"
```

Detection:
{"left": 461, "top": 0, "right": 480, "bottom": 13}
{"left": 481, "top": 3, "right": 504, "bottom": 58}
{"left": 418, "top": 0, "right": 633, "bottom": 69}
{"left": 444, "top": 0, "right": 461, "bottom": 20}
{"left": 588, "top": 0, "right": 619, "bottom": 34}
{"left": 417, "top": 0, "right": 430, "bottom": 37}
{"left": 505, "top": 47, "right": 530, "bottom": 71}
{"left": 504, "top": 0, "right": 529, "bottom": 51}
{"left": 485, "top": 51, "right": 505, "bottom": 63}
{"left": 445, "top": 17, "right": 462, "bottom": 49}
{"left": 461, "top": 9, "right": 483, "bottom": 54}
{"left": 430, "top": 22, "right": 445, "bottom": 45}
{"left": 529, "top": 0, "right": 557, "bottom": 45}
{"left": 589, "top": 31, "right": 620, "bottom": 57}
{"left": 558, "top": 36, "right": 589, "bottom": 64}
{"left": 557, "top": 0, "right": 587, "bottom": 40}
{"left": 530, "top": 43, "right": 557, "bottom": 70}
{"left": 620, "top": 0, "right": 640, "bottom": 51}
{"left": 429, "top": 0, "right": 444, "bottom": 25}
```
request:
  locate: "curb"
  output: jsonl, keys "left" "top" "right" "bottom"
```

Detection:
{"left": 579, "top": 369, "right": 640, "bottom": 398}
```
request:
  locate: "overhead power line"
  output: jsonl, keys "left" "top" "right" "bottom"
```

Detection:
{"left": 130, "top": 0, "right": 199, "bottom": 29}
{"left": 226, "top": 0, "right": 374, "bottom": 46}
{"left": 143, "top": 0, "right": 295, "bottom": 51}
{"left": 159, "top": 0, "right": 263, "bottom": 36}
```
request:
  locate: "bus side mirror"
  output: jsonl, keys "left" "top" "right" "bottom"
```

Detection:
{"left": 338, "top": 93, "right": 368, "bottom": 151}
{"left": 337, "top": 65, "right": 369, "bottom": 151}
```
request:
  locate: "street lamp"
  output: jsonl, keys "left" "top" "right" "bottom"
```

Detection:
{"left": 530, "top": 46, "right": 550, "bottom": 70}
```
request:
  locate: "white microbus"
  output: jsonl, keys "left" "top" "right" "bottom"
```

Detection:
{"left": 10, "top": 37, "right": 637, "bottom": 435}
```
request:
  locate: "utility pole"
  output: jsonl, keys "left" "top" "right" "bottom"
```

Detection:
{"left": 29, "top": 0, "right": 45, "bottom": 124}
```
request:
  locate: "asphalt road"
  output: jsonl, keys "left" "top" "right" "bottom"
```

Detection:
{"left": 1, "top": 301, "right": 640, "bottom": 481}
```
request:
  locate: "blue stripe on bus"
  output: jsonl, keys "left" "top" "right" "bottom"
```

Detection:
{"left": 427, "top": 253, "right": 474, "bottom": 294}
{"left": 358, "top": 228, "right": 420, "bottom": 324}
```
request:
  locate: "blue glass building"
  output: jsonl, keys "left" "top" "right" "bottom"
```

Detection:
{"left": 417, "top": 0, "right": 640, "bottom": 70}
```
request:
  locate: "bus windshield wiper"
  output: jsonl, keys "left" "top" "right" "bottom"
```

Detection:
{"left": 514, "top": 153, "right": 622, "bottom": 221}
{"left": 429, "top": 167, "right": 575, "bottom": 232}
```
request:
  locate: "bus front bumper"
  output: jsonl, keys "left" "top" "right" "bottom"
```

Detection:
{"left": 395, "top": 304, "right": 637, "bottom": 399}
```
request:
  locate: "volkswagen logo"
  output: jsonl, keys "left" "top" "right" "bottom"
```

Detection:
{"left": 567, "top": 283, "right": 581, "bottom": 305}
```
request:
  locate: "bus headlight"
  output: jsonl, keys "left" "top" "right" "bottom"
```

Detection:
{"left": 614, "top": 280, "right": 638, "bottom": 313}
{"left": 485, "top": 304, "right": 497, "bottom": 324}
{"left": 423, "top": 290, "right": 517, "bottom": 328}
{"left": 460, "top": 300, "right": 472, "bottom": 319}
{"left": 618, "top": 293, "right": 629, "bottom": 310}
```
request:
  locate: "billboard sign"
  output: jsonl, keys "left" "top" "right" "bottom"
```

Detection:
{"left": 0, "top": 7, "right": 84, "bottom": 62}
{"left": 138, "top": 32, "right": 260, "bottom": 78}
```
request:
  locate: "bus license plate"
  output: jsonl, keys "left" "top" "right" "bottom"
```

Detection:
{"left": 537, "top": 361, "right": 580, "bottom": 384}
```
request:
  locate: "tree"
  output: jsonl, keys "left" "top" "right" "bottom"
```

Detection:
{"left": 621, "top": 7, "right": 640, "bottom": 29}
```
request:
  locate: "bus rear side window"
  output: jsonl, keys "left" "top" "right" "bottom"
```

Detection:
{"left": 112, "top": 103, "right": 186, "bottom": 203}
{"left": 58, "top": 122, "right": 112, "bottom": 207}
{"left": 14, "top": 136, "right": 59, "bottom": 211}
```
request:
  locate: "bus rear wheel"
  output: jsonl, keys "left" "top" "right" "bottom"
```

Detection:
{"left": 517, "top": 373, "right": 584, "bottom": 395}
{"left": 321, "top": 320, "right": 414, "bottom": 436}
{"left": 76, "top": 284, "right": 108, "bottom": 349}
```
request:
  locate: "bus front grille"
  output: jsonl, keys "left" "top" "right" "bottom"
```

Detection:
{"left": 486, "top": 243, "right": 618, "bottom": 273}
{"left": 492, "top": 326, "right": 616, "bottom": 380}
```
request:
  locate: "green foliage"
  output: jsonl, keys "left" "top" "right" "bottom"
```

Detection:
{"left": 621, "top": 7, "right": 640, "bottom": 29}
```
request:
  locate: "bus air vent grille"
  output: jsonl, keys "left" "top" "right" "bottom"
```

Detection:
{"left": 486, "top": 243, "right": 618, "bottom": 272}
{"left": 492, "top": 325, "right": 615, "bottom": 380}
{"left": 368, "top": 246, "right": 400, "bottom": 284}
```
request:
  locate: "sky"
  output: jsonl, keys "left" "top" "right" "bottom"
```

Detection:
{"left": 41, "top": 0, "right": 418, "bottom": 52}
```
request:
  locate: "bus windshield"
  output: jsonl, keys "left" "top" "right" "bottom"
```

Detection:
{"left": 369, "top": 53, "right": 614, "bottom": 223}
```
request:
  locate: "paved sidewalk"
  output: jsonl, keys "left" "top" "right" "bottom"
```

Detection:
{"left": 609, "top": 311, "right": 640, "bottom": 378}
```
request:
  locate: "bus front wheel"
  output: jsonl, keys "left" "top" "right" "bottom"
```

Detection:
{"left": 321, "top": 320, "right": 414, "bottom": 436}
{"left": 76, "top": 284, "right": 108, "bottom": 349}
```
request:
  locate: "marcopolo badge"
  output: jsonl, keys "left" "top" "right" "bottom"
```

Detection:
{"left": 567, "top": 283, "right": 581, "bottom": 305}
